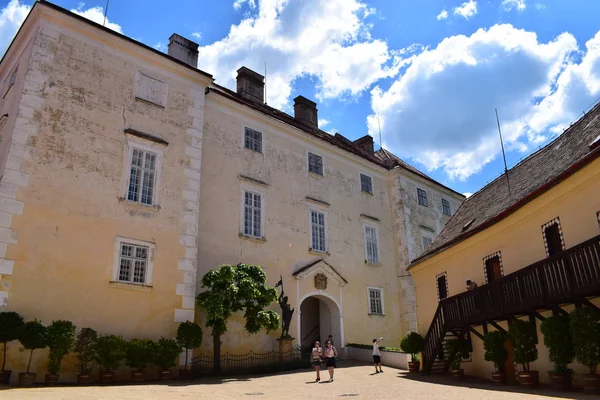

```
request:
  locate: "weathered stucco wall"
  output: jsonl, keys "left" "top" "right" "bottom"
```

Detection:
{"left": 197, "top": 94, "right": 401, "bottom": 355}
{"left": 0, "top": 7, "right": 209, "bottom": 383}
{"left": 410, "top": 156, "right": 600, "bottom": 384}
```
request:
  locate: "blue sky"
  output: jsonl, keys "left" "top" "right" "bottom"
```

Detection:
{"left": 2, "top": 0, "right": 600, "bottom": 196}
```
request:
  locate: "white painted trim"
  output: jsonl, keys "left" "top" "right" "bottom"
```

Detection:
{"left": 366, "top": 286, "right": 384, "bottom": 315}
{"left": 298, "top": 290, "right": 344, "bottom": 348}
{"left": 362, "top": 222, "right": 380, "bottom": 264}
{"left": 359, "top": 172, "right": 374, "bottom": 194}
{"left": 308, "top": 207, "right": 328, "bottom": 253}
{"left": 296, "top": 279, "right": 301, "bottom": 343}
{"left": 112, "top": 236, "right": 156, "bottom": 286}
{"left": 121, "top": 138, "right": 164, "bottom": 207}
{"left": 239, "top": 182, "right": 267, "bottom": 239}
{"left": 293, "top": 260, "right": 347, "bottom": 287}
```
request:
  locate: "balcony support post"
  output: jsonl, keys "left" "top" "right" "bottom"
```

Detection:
{"left": 488, "top": 320, "right": 506, "bottom": 334}
{"left": 529, "top": 314, "right": 538, "bottom": 344}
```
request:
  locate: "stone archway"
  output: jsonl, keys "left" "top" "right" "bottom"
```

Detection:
{"left": 299, "top": 294, "right": 342, "bottom": 351}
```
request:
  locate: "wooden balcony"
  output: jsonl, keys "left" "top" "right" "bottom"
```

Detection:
{"left": 422, "top": 234, "right": 600, "bottom": 374}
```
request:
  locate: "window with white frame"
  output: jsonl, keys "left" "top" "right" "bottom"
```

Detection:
{"left": 243, "top": 190, "right": 263, "bottom": 238}
{"left": 422, "top": 235, "right": 433, "bottom": 249}
{"left": 417, "top": 188, "right": 428, "bottom": 207}
{"left": 360, "top": 173, "right": 373, "bottom": 194}
{"left": 308, "top": 152, "right": 323, "bottom": 176}
{"left": 113, "top": 237, "right": 154, "bottom": 286}
{"left": 368, "top": 287, "right": 384, "bottom": 315}
{"left": 310, "top": 209, "right": 326, "bottom": 252}
{"left": 127, "top": 147, "right": 158, "bottom": 205}
{"left": 442, "top": 198, "right": 452, "bottom": 216}
{"left": 364, "top": 225, "right": 380, "bottom": 264}
{"left": 244, "top": 127, "right": 262, "bottom": 153}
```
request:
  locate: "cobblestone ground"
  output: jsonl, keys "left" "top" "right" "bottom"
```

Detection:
{"left": 0, "top": 362, "right": 594, "bottom": 400}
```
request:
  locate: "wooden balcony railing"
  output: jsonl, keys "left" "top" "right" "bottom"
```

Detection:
{"left": 422, "top": 234, "right": 600, "bottom": 373}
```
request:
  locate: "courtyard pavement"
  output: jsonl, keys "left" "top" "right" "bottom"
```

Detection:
{"left": 0, "top": 361, "right": 596, "bottom": 400}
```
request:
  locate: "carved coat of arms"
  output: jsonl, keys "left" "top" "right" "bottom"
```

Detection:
{"left": 314, "top": 273, "right": 327, "bottom": 290}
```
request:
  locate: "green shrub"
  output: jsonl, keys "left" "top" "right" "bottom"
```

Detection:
{"left": 94, "top": 334, "right": 126, "bottom": 372}
{"left": 570, "top": 307, "right": 600, "bottom": 374}
{"left": 400, "top": 332, "right": 424, "bottom": 362}
{"left": 46, "top": 320, "right": 76, "bottom": 375}
{"left": 75, "top": 328, "right": 97, "bottom": 375}
{"left": 508, "top": 319, "right": 538, "bottom": 372}
{"left": 483, "top": 331, "right": 508, "bottom": 372}
{"left": 18, "top": 320, "right": 47, "bottom": 373}
{"left": 447, "top": 338, "right": 469, "bottom": 370}
{"left": 345, "top": 343, "right": 402, "bottom": 352}
{"left": 176, "top": 322, "right": 202, "bottom": 371}
{"left": 154, "top": 338, "right": 182, "bottom": 370}
{"left": 541, "top": 315, "right": 573, "bottom": 373}
{"left": 0, "top": 311, "right": 24, "bottom": 371}
{"left": 125, "top": 338, "right": 156, "bottom": 371}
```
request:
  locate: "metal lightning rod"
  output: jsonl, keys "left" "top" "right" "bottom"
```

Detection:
{"left": 103, "top": 0, "right": 110, "bottom": 27}
{"left": 495, "top": 108, "right": 512, "bottom": 197}
{"left": 377, "top": 113, "right": 383, "bottom": 151}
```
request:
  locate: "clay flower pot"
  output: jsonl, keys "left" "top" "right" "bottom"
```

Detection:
{"left": 45, "top": 374, "right": 59, "bottom": 385}
{"left": 99, "top": 371, "right": 114, "bottom": 384}
{"left": 0, "top": 370, "right": 12, "bottom": 385}
{"left": 450, "top": 369, "right": 464, "bottom": 380}
{"left": 158, "top": 370, "right": 172, "bottom": 381}
{"left": 491, "top": 371, "right": 506, "bottom": 385}
{"left": 131, "top": 370, "right": 145, "bottom": 382}
{"left": 77, "top": 374, "right": 92, "bottom": 385}
{"left": 549, "top": 371, "right": 572, "bottom": 391}
{"left": 518, "top": 371, "right": 539, "bottom": 388}
{"left": 407, "top": 362, "right": 420, "bottom": 373}
{"left": 582, "top": 374, "right": 600, "bottom": 394}
{"left": 18, "top": 372, "right": 36, "bottom": 387}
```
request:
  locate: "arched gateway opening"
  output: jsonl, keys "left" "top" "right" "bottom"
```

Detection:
{"left": 299, "top": 294, "right": 341, "bottom": 353}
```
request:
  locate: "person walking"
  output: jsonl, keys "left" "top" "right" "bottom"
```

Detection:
{"left": 310, "top": 340, "right": 323, "bottom": 382}
{"left": 373, "top": 337, "right": 383, "bottom": 373}
{"left": 323, "top": 340, "right": 337, "bottom": 382}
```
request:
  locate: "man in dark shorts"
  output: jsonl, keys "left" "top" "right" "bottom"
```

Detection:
{"left": 373, "top": 337, "right": 383, "bottom": 373}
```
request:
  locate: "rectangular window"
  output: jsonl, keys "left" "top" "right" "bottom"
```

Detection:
{"left": 442, "top": 199, "right": 451, "bottom": 216}
{"left": 127, "top": 148, "right": 157, "bottom": 205}
{"left": 422, "top": 236, "right": 433, "bottom": 249}
{"left": 360, "top": 173, "right": 373, "bottom": 194}
{"left": 308, "top": 152, "right": 323, "bottom": 176}
{"left": 368, "top": 287, "right": 383, "bottom": 315}
{"left": 310, "top": 209, "right": 326, "bottom": 252}
{"left": 544, "top": 223, "right": 563, "bottom": 257}
{"left": 243, "top": 191, "right": 262, "bottom": 238}
{"left": 436, "top": 273, "right": 448, "bottom": 301}
{"left": 244, "top": 127, "right": 262, "bottom": 153}
{"left": 364, "top": 225, "right": 379, "bottom": 264}
{"left": 417, "top": 188, "right": 428, "bottom": 207}
{"left": 117, "top": 242, "right": 149, "bottom": 284}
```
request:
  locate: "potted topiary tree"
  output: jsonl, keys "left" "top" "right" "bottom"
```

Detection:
{"left": 74, "top": 327, "right": 97, "bottom": 384}
{"left": 447, "top": 338, "right": 470, "bottom": 380}
{"left": 570, "top": 306, "right": 600, "bottom": 394}
{"left": 93, "top": 334, "right": 126, "bottom": 384}
{"left": 483, "top": 331, "right": 508, "bottom": 385}
{"left": 0, "top": 311, "right": 24, "bottom": 384}
{"left": 541, "top": 315, "right": 573, "bottom": 391}
{"left": 154, "top": 338, "right": 182, "bottom": 381}
{"left": 508, "top": 319, "right": 539, "bottom": 388}
{"left": 176, "top": 321, "right": 202, "bottom": 379}
{"left": 45, "top": 320, "right": 76, "bottom": 385}
{"left": 17, "top": 319, "right": 47, "bottom": 386}
{"left": 125, "top": 338, "right": 156, "bottom": 382}
{"left": 400, "top": 332, "right": 424, "bottom": 372}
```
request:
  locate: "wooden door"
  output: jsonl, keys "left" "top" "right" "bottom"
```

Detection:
{"left": 485, "top": 256, "right": 502, "bottom": 282}
{"left": 544, "top": 224, "right": 563, "bottom": 257}
{"left": 504, "top": 339, "right": 517, "bottom": 384}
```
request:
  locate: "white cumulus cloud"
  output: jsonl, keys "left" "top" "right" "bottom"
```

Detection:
{"left": 0, "top": 0, "right": 30, "bottom": 58}
{"left": 70, "top": 4, "right": 122, "bottom": 33}
{"left": 197, "top": 0, "right": 401, "bottom": 109}
{"left": 502, "top": 0, "right": 526, "bottom": 12}
{"left": 436, "top": 9, "right": 448, "bottom": 21}
{"left": 234, "top": 0, "right": 257, "bottom": 10}
{"left": 454, "top": 0, "right": 478, "bottom": 19}
{"left": 191, "top": 32, "right": 201, "bottom": 39}
{"left": 318, "top": 118, "right": 330, "bottom": 127}
{"left": 368, "top": 24, "right": 581, "bottom": 181}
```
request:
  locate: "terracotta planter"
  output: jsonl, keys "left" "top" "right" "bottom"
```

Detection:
{"left": 99, "top": 371, "right": 114, "bottom": 384}
{"left": 18, "top": 372, "right": 36, "bottom": 387}
{"left": 158, "top": 370, "right": 172, "bottom": 381}
{"left": 491, "top": 372, "right": 506, "bottom": 385}
{"left": 407, "top": 362, "right": 420, "bottom": 373}
{"left": 77, "top": 374, "right": 92, "bottom": 385}
{"left": 45, "top": 374, "right": 59, "bottom": 385}
{"left": 0, "top": 370, "right": 11, "bottom": 385}
{"left": 179, "top": 369, "right": 193, "bottom": 380}
{"left": 582, "top": 374, "right": 600, "bottom": 394}
{"left": 450, "top": 369, "right": 464, "bottom": 380}
{"left": 131, "top": 370, "right": 145, "bottom": 382}
{"left": 549, "top": 371, "right": 572, "bottom": 391}
{"left": 518, "top": 371, "right": 539, "bottom": 388}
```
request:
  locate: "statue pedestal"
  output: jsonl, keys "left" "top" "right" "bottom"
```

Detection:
{"left": 277, "top": 337, "right": 295, "bottom": 363}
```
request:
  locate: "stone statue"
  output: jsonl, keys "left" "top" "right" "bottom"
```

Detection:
{"left": 276, "top": 275, "right": 294, "bottom": 338}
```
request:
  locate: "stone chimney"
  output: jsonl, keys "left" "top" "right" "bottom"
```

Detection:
{"left": 236, "top": 67, "right": 265, "bottom": 103}
{"left": 168, "top": 34, "right": 199, "bottom": 67}
{"left": 354, "top": 135, "right": 374, "bottom": 154}
{"left": 293, "top": 96, "right": 318, "bottom": 129}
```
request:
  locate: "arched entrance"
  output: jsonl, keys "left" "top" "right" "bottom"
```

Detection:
{"left": 298, "top": 294, "right": 342, "bottom": 352}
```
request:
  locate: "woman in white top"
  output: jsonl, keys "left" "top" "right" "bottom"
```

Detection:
{"left": 323, "top": 340, "right": 337, "bottom": 382}
{"left": 310, "top": 341, "right": 323, "bottom": 382}
{"left": 373, "top": 337, "right": 383, "bottom": 373}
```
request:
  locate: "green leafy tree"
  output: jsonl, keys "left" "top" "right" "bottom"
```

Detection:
{"left": 74, "top": 328, "right": 97, "bottom": 375}
{"left": 483, "top": 331, "right": 508, "bottom": 372}
{"left": 0, "top": 311, "right": 24, "bottom": 371}
{"left": 570, "top": 307, "right": 600, "bottom": 374}
{"left": 176, "top": 322, "right": 202, "bottom": 371}
{"left": 196, "top": 264, "right": 280, "bottom": 373}
{"left": 447, "top": 338, "right": 470, "bottom": 370}
{"left": 125, "top": 338, "right": 156, "bottom": 371}
{"left": 541, "top": 315, "right": 573, "bottom": 373}
{"left": 400, "top": 332, "right": 425, "bottom": 362}
{"left": 18, "top": 320, "right": 47, "bottom": 374}
{"left": 154, "top": 338, "right": 182, "bottom": 371}
{"left": 508, "top": 319, "right": 538, "bottom": 372}
{"left": 46, "top": 320, "right": 77, "bottom": 375}
{"left": 93, "top": 334, "right": 126, "bottom": 372}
